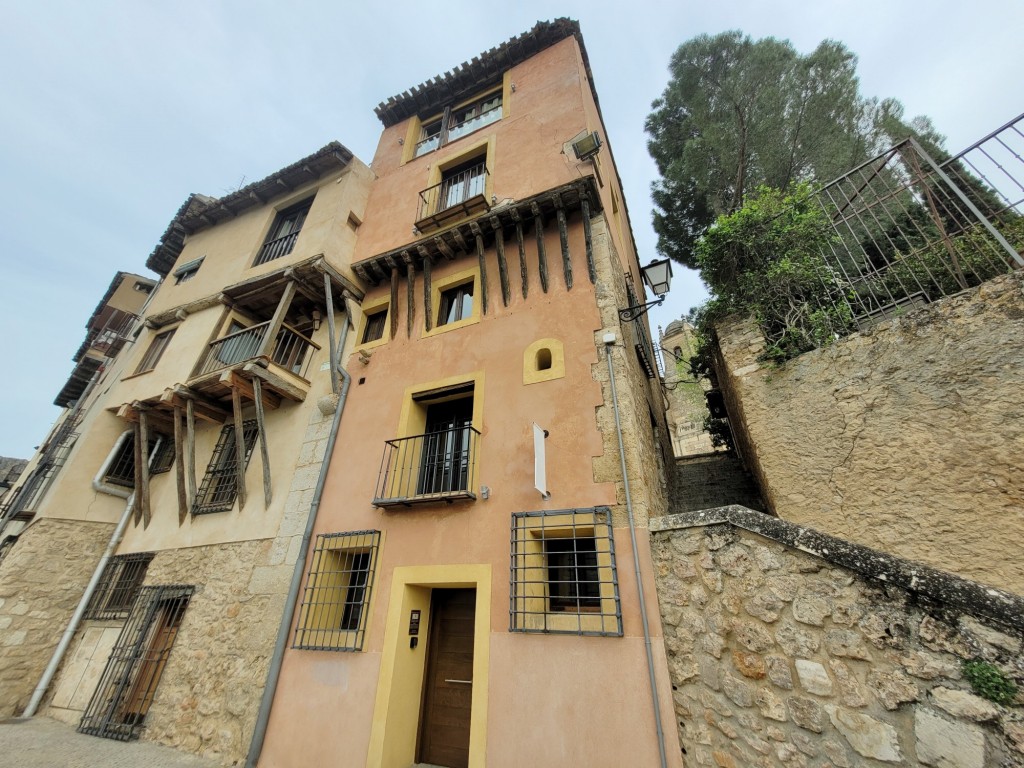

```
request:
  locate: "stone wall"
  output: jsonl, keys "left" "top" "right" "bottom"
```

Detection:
{"left": 0, "top": 518, "right": 114, "bottom": 716}
{"left": 651, "top": 507, "right": 1024, "bottom": 768}
{"left": 713, "top": 273, "right": 1024, "bottom": 594}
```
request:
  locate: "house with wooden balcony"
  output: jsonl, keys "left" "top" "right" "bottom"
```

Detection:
{"left": 256, "top": 20, "right": 680, "bottom": 768}
{"left": 0, "top": 142, "right": 374, "bottom": 753}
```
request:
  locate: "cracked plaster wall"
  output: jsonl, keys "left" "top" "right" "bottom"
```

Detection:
{"left": 713, "top": 272, "right": 1024, "bottom": 595}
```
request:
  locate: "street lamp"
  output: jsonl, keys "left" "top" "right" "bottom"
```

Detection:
{"left": 618, "top": 258, "right": 674, "bottom": 321}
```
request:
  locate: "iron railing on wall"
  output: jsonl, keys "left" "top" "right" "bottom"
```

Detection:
{"left": 253, "top": 230, "right": 301, "bottom": 266}
{"left": 743, "top": 113, "right": 1024, "bottom": 351}
{"left": 372, "top": 425, "right": 480, "bottom": 507}
{"left": 416, "top": 162, "right": 490, "bottom": 226}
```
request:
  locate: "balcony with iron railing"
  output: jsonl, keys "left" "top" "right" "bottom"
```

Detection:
{"left": 414, "top": 162, "right": 490, "bottom": 232}
{"left": 188, "top": 320, "right": 320, "bottom": 401}
{"left": 372, "top": 425, "right": 480, "bottom": 507}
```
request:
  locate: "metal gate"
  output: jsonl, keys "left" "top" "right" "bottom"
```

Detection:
{"left": 78, "top": 584, "right": 193, "bottom": 741}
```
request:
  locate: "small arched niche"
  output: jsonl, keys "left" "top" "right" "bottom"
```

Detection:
{"left": 523, "top": 338, "right": 565, "bottom": 385}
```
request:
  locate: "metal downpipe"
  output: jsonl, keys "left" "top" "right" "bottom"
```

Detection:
{"left": 246, "top": 320, "right": 351, "bottom": 768}
{"left": 605, "top": 338, "right": 669, "bottom": 768}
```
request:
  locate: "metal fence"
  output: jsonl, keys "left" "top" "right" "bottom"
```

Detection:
{"left": 750, "top": 113, "right": 1024, "bottom": 350}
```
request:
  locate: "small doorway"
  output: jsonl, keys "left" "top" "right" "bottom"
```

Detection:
{"left": 418, "top": 588, "right": 476, "bottom": 768}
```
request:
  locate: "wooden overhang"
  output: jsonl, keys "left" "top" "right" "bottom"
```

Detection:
{"left": 352, "top": 177, "right": 601, "bottom": 285}
{"left": 219, "top": 255, "right": 363, "bottom": 319}
{"left": 146, "top": 142, "right": 356, "bottom": 276}
{"left": 374, "top": 18, "right": 592, "bottom": 129}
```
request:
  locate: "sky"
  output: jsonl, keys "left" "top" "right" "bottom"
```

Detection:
{"left": 1, "top": 0, "right": 1021, "bottom": 458}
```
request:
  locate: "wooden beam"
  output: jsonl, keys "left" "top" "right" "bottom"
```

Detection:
{"left": 402, "top": 252, "right": 416, "bottom": 338}
{"left": 231, "top": 383, "right": 247, "bottom": 511}
{"left": 423, "top": 256, "right": 433, "bottom": 332}
{"left": 324, "top": 272, "right": 339, "bottom": 394}
{"left": 471, "top": 223, "right": 489, "bottom": 316}
{"left": 532, "top": 203, "right": 549, "bottom": 293}
{"left": 138, "top": 408, "right": 152, "bottom": 528}
{"left": 354, "top": 263, "right": 376, "bottom": 286}
{"left": 516, "top": 221, "right": 528, "bottom": 299}
{"left": 433, "top": 235, "right": 455, "bottom": 260}
{"left": 253, "top": 377, "right": 272, "bottom": 509}
{"left": 169, "top": 385, "right": 230, "bottom": 423}
{"left": 556, "top": 204, "right": 573, "bottom": 290}
{"left": 132, "top": 420, "right": 144, "bottom": 527}
{"left": 369, "top": 260, "right": 389, "bottom": 283}
{"left": 186, "top": 397, "right": 197, "bottom": 507}
{"left": 451, "top": 228, "right": 469, "bottom": 253}
{"left": 491, "top": 216, "right": 510, "bottom": 307}
{"left": 389, "top": 267, "right": 399, "bottom": 340}
{"left": 257, "top": 280, "right": 297, "bottom": 360}
{"left": 174, "top": 404, "right": 187, "bottom": 526}
{"left": 582, "top": 197, "right": 596, "bottom": 283}
{"left": 243, "top": 362, "right": 308, "bottom": 403}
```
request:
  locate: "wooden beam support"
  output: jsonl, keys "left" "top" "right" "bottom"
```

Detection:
{"left": 369, "top": 260, "right": 389, "bottom": 283}
{"left": 471, "top": 223, "right": 489, "bottom": 316}
{"left": 354, "top": 263, "right": 376, "bottom": 286}
{"left": 174, "top": 404, "right": 187, "bottom": 526}
{"left": 186, "top": 397, "right": 197, "bottom": 507}
{"left": 258, "top": 280, "right": 297, "bottom": 359}
{"left": 253, "top": 377, "right": 272, "bottom": 509}
{"left": 451, "top": 228, "right": 469, "bottom": 253}
{"left": 515, "top": 221, "right": 528, "bottom": 299}
{"left": 532, "top": 203, "right": 549, "bottom": 293}
{"left": 231, "top": 383, "right": 247, "bottom": 511}
{"left": 423, "top": 256, "right": 433, "bottom": 332}
{"left": 582, "top": 197, "right": 596, "bottom": 283}
{"left": 491, "top": 216, "right": 510, "bottom": 306}
{"left": 324, "top": 272, "right": 339, "bottom": 394}
{"left": 433, "top": 235, "right": 455, "bottom": 260}
{"left": 556, "top": 204, "right": 573, "bottom": 290}
{"left": 389, "top": 267, "right": 400, "bottom": 340}
{"left": 138, "top": 408, "right": 152, "bottom": 528}
{"left": 402, "top": 251, "right": 416, "bottom": 338}
{"left": 169, "top": 385, "right": 230, "bottom": 423}
{"left": 243, "top": 362, "right": 308, "bottom": 403}
{"left": 132, "top": 419, "right": 144, "bottom": 527}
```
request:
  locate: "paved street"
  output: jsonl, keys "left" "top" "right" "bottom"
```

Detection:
{"left": 0, "top": 717, "right": 223, "bottom": 767}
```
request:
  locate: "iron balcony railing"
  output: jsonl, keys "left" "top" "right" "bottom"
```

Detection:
{"left": 193, "top": 321, "right": 320, "bottom": 379}
{"left": 83, "top": 309, "right": 139, "bottom": 359}
{"left": 624, "top": 280, "right": 658, "bottom": 378}
{"left": 253, "top": 230, "right": 301, "bottom": 266}
{"left": 416, "top": 162, "right": 490, "bottom": 226}
{"left": 373, "top": 425, "right": 480, "bottom": 507}
{"left": 447, "top": 104, "right": 502, "bottom": 142}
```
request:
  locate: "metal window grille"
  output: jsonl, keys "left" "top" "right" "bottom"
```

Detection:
{"left": 105, "top": 434, "right": 174, "bottom": 489}
{"left": 293, "top": 530, "right": 381, "bottom": 651}
{"left": 254, "top": 199, "right": 312, "bottom": 266}
{"left": 134, "top": 330, "right": 175, "bottom": 374}
{"left": 192, "top": 420, "right": 259, "bottom": 515}
{"left": 510, "top": 507, "right": 622, "bottom": 636}
{"left": 84, "top": 553, "right": 154, "bottom": 620}
{"left": 78, "top": 585, "right": 193, "bottom": 741}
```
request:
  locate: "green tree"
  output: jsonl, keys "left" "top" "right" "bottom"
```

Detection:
{"left": 646, "top": 32, "right": 907, "bottom": 268}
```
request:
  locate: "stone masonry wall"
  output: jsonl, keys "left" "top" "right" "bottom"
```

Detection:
{"left": 0, "top": 518, "right": 114, "bottom": 716}
{"left": 651, "top": 507, "right": 1024, "bottom": 768}
{"left": 713, "top": 272, "right": 1024, "bottom": 594}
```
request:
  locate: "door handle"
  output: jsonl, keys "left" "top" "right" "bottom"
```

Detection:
{"left": 444, "top": 679, "right": 472, "bottom": 685}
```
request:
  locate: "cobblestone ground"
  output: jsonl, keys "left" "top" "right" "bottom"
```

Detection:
{"left": 0, "top": 717, "right": 223, "bottom": 767}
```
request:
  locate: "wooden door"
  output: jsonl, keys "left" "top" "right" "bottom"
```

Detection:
{"left": 419, "top": 589, "right": 476, "bottom": 768}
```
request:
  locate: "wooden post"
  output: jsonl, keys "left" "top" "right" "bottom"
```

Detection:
{"left": 515, "top": 219, "right": 528, "bottom": 298}
{"left": 186, "top": 397, "right": 197, "bottom": 504}
{"left": 423, "top": 257, "right": 433, "bottom": 331}
{"left": 556, "top": 206, "right": 573, "bottom": 290}
{"left": 132, "top": 419, "right": 144, "bottom": 527}
{"left": 582, "top": 198, "right": 596, "bottom": 284}
{"left": 231, "top": 384, "right": 247, "bottom": 511}
{"left": 389, "top": 267, "right": 399, "bottom": 339}
{"left": 491, "top": 216, "right": 510, "bottom": 306}
{"left": 174, "top": 404, "right": 187, "bottom": 525}
{"left": 257, "top": 280, "right": 297, "bottom": 359}
{"left": 138, "top": 408, "right": 152, "bottom": 528}
{"left": 323, "top": 273, "right": 339, "bottom": 395}
{"left": 253, "top": 377, "right": 272, "bottom": 508}
{"left": 472, "top": 224, "right": 488, "bottom": 316}
{"left": 403, "top": 253, "right": 416, "bottom": 338}
{"left": 532, "top": 203, "right": 549, "bottom": 293}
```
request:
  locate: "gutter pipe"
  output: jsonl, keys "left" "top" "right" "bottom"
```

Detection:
{"left": 24, "top": 436, "right": 162, "bottom": 717}
{"left": 605, "top": 337, "right": 669, "bottom": 768}
{"left": 246, "top": 319, "right": 352, "bottom": 768}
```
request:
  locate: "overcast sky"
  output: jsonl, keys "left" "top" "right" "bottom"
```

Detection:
{"left": 1, "top": 0, "right": 1021, "bottom": 458}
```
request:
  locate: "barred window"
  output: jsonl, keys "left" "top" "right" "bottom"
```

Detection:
{"left": 293, "top": 530, "right": 381, "bottom": 651}
{"left": 510, "top": 507, "right": 622, "bottom": 636}
{"left": 84, "top": 553, "right": 154, "bottom": 620}
{"left": 104, "top": 433, "right": 174, "bottom": 488}
{"left": 192, "top": 420, "right": 259, "bottom": 515}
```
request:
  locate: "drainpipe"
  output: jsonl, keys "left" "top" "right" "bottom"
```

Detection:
{"left": 604, "top": 335, "right": 669, "bottom": 768}
{"left": 23, "top": 436, "right": 162, "bottom": 717}
{"left": 246, "top": 320, "right": 352, "bottom": 768}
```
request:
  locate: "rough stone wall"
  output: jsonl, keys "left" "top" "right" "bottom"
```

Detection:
{"left": 651, "top": 509, "right": 1024, "bottom": 768}
{"left": 0, "top": 518, "right": 114, "bottom": 716}
{"left": 713, "top": 272, "right": 1024, "bottom": 594}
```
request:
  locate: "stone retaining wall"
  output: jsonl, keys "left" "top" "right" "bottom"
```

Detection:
{"left": 651, "top": 507, "right": 1024, "bottom": 768}
{"left": 0, "top": 518, "right": 114, "bottom": 716}
{"left": 712, "top": 272, "right": 1024, "bottom": 594}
